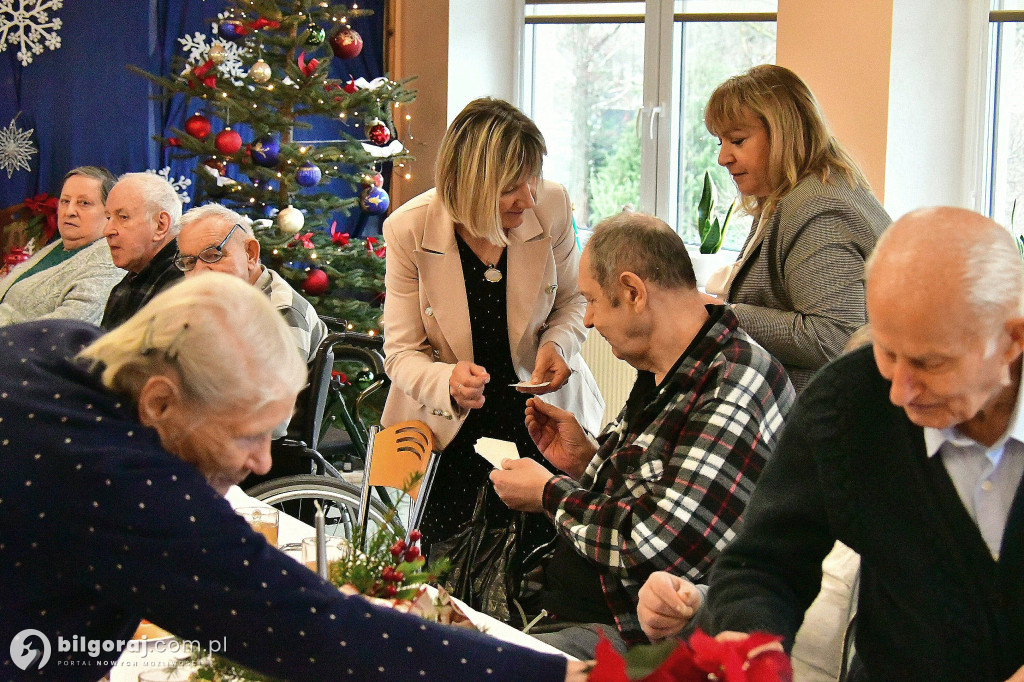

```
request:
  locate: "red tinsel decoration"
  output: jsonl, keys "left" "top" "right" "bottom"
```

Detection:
{"left": 330, "top": 222, "right": 350, "bottom": 246}
{"left": 187, "top": 60, "right": 217, "bottom": 89}
{"left": 298, "top": 51, "right": 319, "bottom": 77}
{"left": 290, "top": 232, "right": 316, "bottom": 249}
{"left": 249, "top": 17, "right": 280, "bottom": 30}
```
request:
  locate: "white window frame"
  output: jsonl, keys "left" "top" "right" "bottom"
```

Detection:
{"left": 520, "top": 1, "right": 776, "bottom": 230}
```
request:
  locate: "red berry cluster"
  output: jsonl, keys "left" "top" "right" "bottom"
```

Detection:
{"left": 371, "top": 530, "right": 426, "bottom": 599}
{"left": 389, "top": 538, "right": 422, "bottom": 564}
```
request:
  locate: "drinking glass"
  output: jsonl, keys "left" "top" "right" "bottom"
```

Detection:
{"left": 236, "top": 507, "right": 280, "bottom": 548}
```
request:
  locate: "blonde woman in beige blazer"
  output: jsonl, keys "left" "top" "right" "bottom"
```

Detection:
{"left": 381, "top": 98, "right": 603, "bottom": 565}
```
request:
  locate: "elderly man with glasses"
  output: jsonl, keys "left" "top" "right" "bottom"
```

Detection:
{"left": 176, "top": 204, "right": 326, "bottom": 364}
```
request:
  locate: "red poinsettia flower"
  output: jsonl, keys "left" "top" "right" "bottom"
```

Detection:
{"left": 590, "top": 630, "right": 791, "bottom": 682}
{"left": 332, "top": 231, "right": 350, "bottom": 246}
{"left": 24, "top": 193, "right": 59, "bottom": 243}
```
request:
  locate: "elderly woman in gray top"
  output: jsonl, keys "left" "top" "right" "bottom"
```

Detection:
{"left": 0, "top": 166, "right": 124, "bottom": 326}
{"left": 704, "top": 65, "right": 891, "bottom": 391}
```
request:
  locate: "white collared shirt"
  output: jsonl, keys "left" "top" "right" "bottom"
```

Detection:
{"left": 923, "top": 369, "right": 1024, "bottom": 560}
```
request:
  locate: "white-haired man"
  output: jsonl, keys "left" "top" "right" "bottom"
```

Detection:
{"left": 175, "top": 203, "right": 327, "bottom": 363}
{"left": 0, "top": 273, "right": 589, "bottom": 682}
{"left": 641, "top": 208, "right": 1024, "bottom": 682}
{"left": 100, "top": 172, "right": 184, "bottom": 329}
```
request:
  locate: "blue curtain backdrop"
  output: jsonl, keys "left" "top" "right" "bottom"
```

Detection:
{"left": 0, "top": 0, "right": 387, "bottom": 235}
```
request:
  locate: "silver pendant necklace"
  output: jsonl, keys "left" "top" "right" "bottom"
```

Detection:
{"left": 484, "top": 264, "right": 502, "bottom": 283}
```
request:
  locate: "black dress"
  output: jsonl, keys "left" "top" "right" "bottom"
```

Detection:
{"left": 420, "top": 233, "right": 558, "bottom": 561}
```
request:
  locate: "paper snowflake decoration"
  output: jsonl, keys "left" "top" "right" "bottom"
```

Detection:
{"left": 146, "top": 166, "right": 192, "bottom": 204}
{"left": 178, "top": 21, "right": 247, "bottom": 87}
{"left": 0, "top": 115, "right": 37, "bottom": 179}
{"left": 0, "top": 0, "right": 64, "bottom": 66}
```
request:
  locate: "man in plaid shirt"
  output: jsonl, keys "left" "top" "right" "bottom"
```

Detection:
{"left": 492, "top": 212, "right": 794, "bottom": 657}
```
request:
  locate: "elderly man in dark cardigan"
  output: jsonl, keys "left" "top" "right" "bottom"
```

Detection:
{"left": 640, "top": 207, "right": 1024, "bottom": 682}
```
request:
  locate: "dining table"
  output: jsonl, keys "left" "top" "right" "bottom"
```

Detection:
{"left": 105, "top": 485, "right": 571, "bottom": 681}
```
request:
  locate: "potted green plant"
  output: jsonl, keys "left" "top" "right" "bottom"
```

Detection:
{"left": 690, "top": 171, "right": 736, "bottom": 288}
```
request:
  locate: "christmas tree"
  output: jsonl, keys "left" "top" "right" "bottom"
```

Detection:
{"left": 131, "top": 0, "right": 415, "bottom": 334}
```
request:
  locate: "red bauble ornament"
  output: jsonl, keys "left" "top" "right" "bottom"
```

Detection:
{"left": 330, "top": 27, "right": 363, "bottom": 59}
{"left": 184, "top": 113, "right": 212, "bottom": 139}
{"left": 364, "top": 171, "right": 384, "bottom": 188}
{"left": 302, "top": 269, "right": 330, "bottom": 296}
{"left": 215, "top": 128, "right": 243, "bottom": 155}
{"left": 367, "top": 120, "right": 391, "bottom": 146}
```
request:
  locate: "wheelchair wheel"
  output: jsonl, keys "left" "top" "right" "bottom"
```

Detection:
{"left": 245, "top": 475, "right": 400, "bottom": 542}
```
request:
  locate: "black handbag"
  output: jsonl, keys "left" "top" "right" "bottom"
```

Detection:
{"left": 430, "top": 487, "right": 523, "bottom": 623}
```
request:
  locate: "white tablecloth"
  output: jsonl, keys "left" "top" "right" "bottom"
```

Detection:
{"left": 108, "top": 486, "right": 569, "bottom": 680}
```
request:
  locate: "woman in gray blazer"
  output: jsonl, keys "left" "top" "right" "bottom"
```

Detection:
{"left": 703, "top": 65, "right": 890, "bottom": 391}
{"left": 0, "top": 166, "right": 123, "bottom": 326}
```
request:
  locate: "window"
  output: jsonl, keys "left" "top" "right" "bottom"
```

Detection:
{"left": 988, "top": 2, "right": 1024, "bottom": 229}
{"left": 522, "top": 0, "right": 776, "bottom": 249}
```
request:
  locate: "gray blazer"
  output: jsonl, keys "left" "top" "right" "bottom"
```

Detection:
{"left": 0, "top": 239, "right": 124, "bottom": 327}
{"left": 725, "top": 172, "right": 890, "bottom": 391}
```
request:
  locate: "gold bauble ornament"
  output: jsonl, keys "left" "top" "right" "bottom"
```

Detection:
{"left": 249, "top": 59, "right": 272, "bottom": 83}
{"left": 209, "top": 43, "right": 227, "bottom": 65}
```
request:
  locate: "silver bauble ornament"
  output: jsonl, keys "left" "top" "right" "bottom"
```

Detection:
{"left": 277, "top": 206, "right": 305, "bottom": 234}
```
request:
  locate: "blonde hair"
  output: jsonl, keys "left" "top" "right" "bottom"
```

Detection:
{"left": 704, "top": 64, "right": 868, "bottom": 219}
{"left": 78, "top": 273, "right": 306, "bottom": 411}
{"left": 435, "top": 98, "right": 545, "bottom": 246}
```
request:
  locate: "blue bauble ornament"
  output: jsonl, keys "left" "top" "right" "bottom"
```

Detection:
{"left": 296, "top": 161, "right": 322, "bottom": 187}
{"left": 218, "top": 20, "right": 246, "bottom": 41}
{"left": 360, "top": 186, "right": 390, "bottom": 215}
{"left": 251, "top": 135, "right": 280, "bottom": 167}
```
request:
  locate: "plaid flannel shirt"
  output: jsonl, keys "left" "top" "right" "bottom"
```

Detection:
{"left": 539, "top": 305, "right": 794, "bottom": 644}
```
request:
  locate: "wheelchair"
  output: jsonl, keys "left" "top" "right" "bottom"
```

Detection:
{"left": 243, "top": 324, "right": 399, "bottom": 540}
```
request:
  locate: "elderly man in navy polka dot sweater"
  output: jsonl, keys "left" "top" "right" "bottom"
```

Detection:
{"left": 0, "top": 273, "right": 588, "bottom": 681}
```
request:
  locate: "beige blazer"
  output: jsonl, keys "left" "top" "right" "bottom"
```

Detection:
{"left": 380, "top": 181, "right": 604, "bottom": 448}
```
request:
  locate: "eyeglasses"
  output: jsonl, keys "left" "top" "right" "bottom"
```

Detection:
{"left": 173, "top": 223, "right": 244, "bottom": 272}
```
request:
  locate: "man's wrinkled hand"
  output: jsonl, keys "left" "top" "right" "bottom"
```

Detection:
{"left": 490, "top": 457, "right": 552, "bottom": 513}
{"left": 637, "top": 571, "right": 701, "bottom": 641}
{"left": 525, "top": 397, "right": 596, "bottom": 479}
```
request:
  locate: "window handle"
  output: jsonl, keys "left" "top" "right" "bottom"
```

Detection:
{"left": 635, "top": 106, "right": 662, "bottom": 141}
{"left": 648, "top": 106, "right": 661, "bottom": 140}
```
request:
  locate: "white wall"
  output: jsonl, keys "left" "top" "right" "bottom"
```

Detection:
{"left": 446, "top": 0, "right": 521, "bottom": 123}
{"left": 884, "top": 0, "right": 987, "bottom": 220}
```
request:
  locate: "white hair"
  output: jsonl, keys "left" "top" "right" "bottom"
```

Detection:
{"left": 117, "top": 172, "right": 184, "bottom": 235}
{"left": 78, "top": 273, "right": 306, "bottom": 411}
{"left": 179, "top": 203, "right": 254, "bottom": 236}
{"left": 963, "top": 234, "right": 1024, "bottom": 319}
